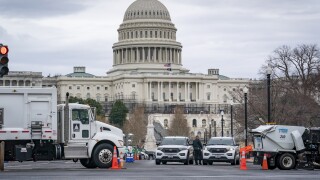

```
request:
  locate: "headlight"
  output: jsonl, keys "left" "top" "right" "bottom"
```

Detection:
{"left": 179, "top": 147, "right": 187, "bottom": 151}
{"left": 226, "top": 147, "right": 234, "bottom": 151}
{"left": 118, "top": 140, "right": 124, "bottom": 147}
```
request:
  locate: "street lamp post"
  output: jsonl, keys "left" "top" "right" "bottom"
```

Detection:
{"left": 209, "top": 121, "right": 212, "bottom": 139}
{"left": 214, "top": 121, "right": 217, "bottom": 137}
{"left": 221, "top": 110, "right": 224, "bottom": 137}
{"left": 244, "top": 86, "right": 248, "bottom": 146}
{"left": 267, "top": 65, "right": 272, "bottom": 124}
{"left": 230, "top": 101, "right": 234, "bottom": 137}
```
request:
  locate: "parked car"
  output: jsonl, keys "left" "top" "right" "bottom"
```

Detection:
{"left": 202, "top": 137, "right": 240, "bottom": 165}
{"left": 155, "top": 136, "right": 194, "bottom": 165}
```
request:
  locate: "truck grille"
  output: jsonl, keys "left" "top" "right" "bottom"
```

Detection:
{"left": 162, "top": 148, "right": 180, "bottom": 153}
{"left": 208, "top": 148, "right": 227, "bottom": 153}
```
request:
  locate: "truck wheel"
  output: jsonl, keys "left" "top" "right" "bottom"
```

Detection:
{"left": 80, "top": 158, "right": 97, "bottom": 168}
{"left": 203, "top": 160, "right": 208, "bottom": 165}
{"left": 184, "top": 154, "right": 190, "bottom": 165}
{"left": 208, "top": 161, "right": 213, "bottom": 165}
{"left": 278, "top": 153, "right": 296, "bottom": 170}
{"left": 155, "top": 159, "right": 161, "bottom": 165}
{"left": 92, "top": 143, "right": 113, "bottom": 168}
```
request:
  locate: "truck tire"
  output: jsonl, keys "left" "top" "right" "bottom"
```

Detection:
{"left": 155, "top": 159, "right": 161, "bottom": 165}
{"left": 208, "top": 161, "right": 213, "bottom": 165}
{"left": 277, "top": 153, "right": 296, "bottom": 170}
{"left": 184, "top": 153, "right": 190, "bottom": 165}
{"left": 203, "top": 160, "right": 208, "bottom": 165}
{"left": 80, "top": 158, "right": 97, "bottom": 168}
{"left": 92, "top": 143, "right": 114, "bottom": 168}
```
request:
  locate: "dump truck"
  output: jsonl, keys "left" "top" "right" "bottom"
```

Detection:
{"left": 0, "top": 87, "right": 125, "bottom": 168}
{"left": 250, "top": 125, "right": 320, "bottom": 170}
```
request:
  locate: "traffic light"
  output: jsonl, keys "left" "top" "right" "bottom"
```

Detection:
{"left": 0, "top": 44, "right": 9, "bottom": 77}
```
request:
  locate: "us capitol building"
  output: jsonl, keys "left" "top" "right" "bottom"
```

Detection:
{"left": 0, "top": 0, "right": 250, "bottom": 141}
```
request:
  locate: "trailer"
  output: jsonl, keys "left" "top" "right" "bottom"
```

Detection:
{"left": 0, "top": 87, "right": 125, "bottom": 168}
{"left": 250, "top": 125, "right": 320, "bottom": 170}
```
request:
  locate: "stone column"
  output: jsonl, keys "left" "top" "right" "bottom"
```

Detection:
{"left": 196, "top": 82, "right": 198, "bottom": 101}
{"left": 153, "top": 47, "right": 156, "bottom": 62}
{"left": 149, "top": 82, "right": 152, "bottom": 101}
{"left": 165, "top": 48, "right": 168, "bottom": 62}
{"left": 184, "top": 82, "right": 187, "bottom": 101}
{"left": 179, "top": 50, "right": 182, "bottom": 64}
{"left": 131, "top": 48, "right": 134, "bottom": 63}
{"left": 157, "top": 81, "right": 160, "bottom": 101}
{"left": 176, "top": 82, "right": 179, "bottom": 102}
{"left": 148, "top": 47, "right": 151, "bottom": 62}
{"left": 169, "top": 82, "right": 172, "bottom": 102}
{"left": 143, "top": 47, "right": 145, "bottom": 62}
{"left": 160, "top": 81, "right": 163, "bottom": 101}
{"left": 159, "top": 48, "right": 162, "bottom": 63}
{"left": 137, "top": 47, "right": 140, "bottom": 62}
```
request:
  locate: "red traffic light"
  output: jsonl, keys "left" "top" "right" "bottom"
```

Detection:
{"left": 0, "top": 46, "right": 9, "bottom": 55}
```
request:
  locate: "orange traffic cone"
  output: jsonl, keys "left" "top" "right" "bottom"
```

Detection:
{"left": 111, "top": 146, "right": 120, "bottom": 169}
{"left": 240, "top": 150, "right": 247, "bottom": 170}
{"left": 137, "top": 153, "right": 140, "bottom": 160}
{"left": 262, "top": 153, "right": 268, "bottom": 170}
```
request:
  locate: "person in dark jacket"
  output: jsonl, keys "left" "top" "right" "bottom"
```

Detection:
{"left": 192, "top": 135, "right": 203, "bottom": 165}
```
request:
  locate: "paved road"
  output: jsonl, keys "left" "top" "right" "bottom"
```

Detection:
{"left": 1, "top": 160, "right": 319, "bottom": 180}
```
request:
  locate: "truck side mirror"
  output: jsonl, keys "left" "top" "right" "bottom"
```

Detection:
{"left": 156, "top": 141, "right": 161, "bottom": 146}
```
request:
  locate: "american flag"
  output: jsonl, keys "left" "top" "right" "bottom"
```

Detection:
{"left": 164, "top": 63, "right": 171, "bottom": 67}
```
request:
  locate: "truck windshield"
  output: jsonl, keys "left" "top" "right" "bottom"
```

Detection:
{"left": 207, "top": 139, "right": 234, "bottom": 145}
{"left": 161, "top": 138, "right": 186, "bottom": 146}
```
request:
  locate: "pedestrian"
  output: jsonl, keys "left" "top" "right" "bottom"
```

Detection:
{"left": 193, "top": 135, "right": 203, "bottom": 165}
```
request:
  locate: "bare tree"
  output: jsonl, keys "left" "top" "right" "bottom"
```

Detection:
{"left": 123, "top": 105, "right": 147, "bottom": 147}
{"left": 167, "top": 106, "right": 190, "bottom": 137}
{"left": 232, "top": 44, "right": 320, "bottom": 132}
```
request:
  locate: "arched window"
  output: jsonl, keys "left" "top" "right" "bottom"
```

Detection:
{"left": 192, "top": 119, "right": 197, "bottom": 127}
{"left": 202, "top": 119, "right": 206, "bottom": 127}
{"left": 96, "top": 94, "right": 101, "bottom": 102}
{"left": 190, "top": 131, "right": 194, "bottom": 137}
{"left": 86, "top": 93, "right": 90, "bottom": 99}
{"left": 197, "top": 131, "right": 201, "bottom": 137}
{"left": 164, "top": 119, "right": 168, "bottom": 128}
{"left": 223, "top": 94, "right": 228, "bottom": 103}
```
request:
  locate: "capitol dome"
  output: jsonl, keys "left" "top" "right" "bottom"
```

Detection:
{"left": 108, "top": 0, "right": 189, "bottom": 75}
{"left": 123, "top": 0, "right": 171, "bottom": 21}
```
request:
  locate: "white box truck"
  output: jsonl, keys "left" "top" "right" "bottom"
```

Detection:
{"left": 0, "top": 87, "right": 125, "bottom": 168}
{"left": 250, "top": 125, "right": 320, "bottom": 170}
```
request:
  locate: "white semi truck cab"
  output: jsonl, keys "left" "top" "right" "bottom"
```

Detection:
{"left": 250, "top": 125, "right": 320, "bottom": 170}
{"left": 0, "top": 87, "right": 125, "bottom": 168}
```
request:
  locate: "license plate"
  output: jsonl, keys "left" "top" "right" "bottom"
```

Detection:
{"left": 215, "top": 155, "right": 221, "bottom": 158}
{"left": 168, "top": 155, "right": 173, "bottom": 158}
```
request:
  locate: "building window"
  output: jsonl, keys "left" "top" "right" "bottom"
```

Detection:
{"left": 151, "top": 83, "right": 155, "bottom": 88}
{"left": 202, "top": 119, "right": 206, "bottom": 127}
{"left": 224, "top": 88, "right": 226, "bottom": 91}
{"left": 105, "top": 87, "right": 108, "bottom": 90}
{"left": 192, "top": 119, "right": 197, "bottom": 127}
{"left": 190, "top": 93, "right": 192, "bottom": 101}
{"left": 86, "top": 93, "right": 90, "bottom": 99}
{"left": 207, "top": 85, "right": 210, "bottom": 88}
{"left": 145, "top": 31, "right": 147, "bottom": 38}
{"left": 170, "top": 93, "right": 173, "bottom": 101}
{"left": 207, "top": 93, "right": 211, "bottom": 101}
{"left": 163, "top": 92, "right": 166, "bottom": 101}
{"left": 97, "top": 95, "right": 101, "bottom": 102}
{"left": 152, "top": 92, "right": 155, "bottom": 100}
{"left": 87, "top": 87, "right": 90, "bottom": 90}
{"left": 77, "top": 86, "right": 80, "bottom": 90}
{"left": 179, "top": 93, "right": 181, "bottom": 100}
{"left": 69, "top": 86, "right": 72, "bottom": 90}
{"left": 105, "top": 96, "right": 108, "bottom": 102}
{"left": 190, "top": 84, "right": 192, "bottom": 88}
{"left": 132, "top": 84, "right": 135, "bottom": 88}
{"left": 97, "top": 87, "right": 100, "bottom": 90}
{"left": 164, "top": 119, "right": 168, "bottom": 128}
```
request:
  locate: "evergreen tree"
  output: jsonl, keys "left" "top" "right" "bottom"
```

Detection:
{"left": 109, "top": 100, "right": 128, "bottom": 127}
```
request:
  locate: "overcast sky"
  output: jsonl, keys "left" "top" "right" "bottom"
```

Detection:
{"left": 0, "top": 0, "right": 319, "bottom": 78}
